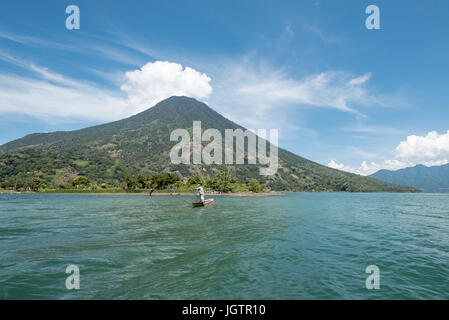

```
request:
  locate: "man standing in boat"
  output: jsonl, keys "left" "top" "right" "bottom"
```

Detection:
{"left": 196, "top": 184, "right": 205, "bottom": 203}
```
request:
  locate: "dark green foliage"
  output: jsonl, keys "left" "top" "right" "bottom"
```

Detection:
{"left": 248, "top": 178, "right": 266, "bottom": 193}
{"left": 72, "top": 176, "right": 90, "bottom": 188}
{"left": 124, "top": 174, "right": 138, "bottom": 189}
{"left": 149, "top": 173, "right": 180, "bottom": 190}
{"left": 187, "top": 175, "right": 203, "bottom": 186}
{"left": 0, "top": 96, "right": 418, "bottom": 192}
{"left": 216, "top": 171, "right": 234, "bottom": 193}
{"left": 204, "top": 176, "right": 220, "bottom": 191}
{"left": 31, "top": 177, "right": 43, "bottom": 191}
{"left": 136, "top": 175, "right": 150, "bottom": 189}
{"left": 0, "top": 149, "right": 134, "bottom": 190}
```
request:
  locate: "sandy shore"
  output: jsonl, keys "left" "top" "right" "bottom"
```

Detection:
{"left": 0, "top": 190, "right": 22, "bottom": 194}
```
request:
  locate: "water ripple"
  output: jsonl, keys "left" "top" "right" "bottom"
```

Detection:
{"left": 0, "top": 193, "right": 448, "bottom": 299}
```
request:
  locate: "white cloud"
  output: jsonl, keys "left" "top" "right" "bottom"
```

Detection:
{"left": 328, "top": 130, "right": 449, "bottom": 175}
{"left": 201, "top": 59, "right": 388, "bottom": 140}
{"left": 348, "top": 73, "right": 372, "bottom": 86}
{"left": 0, "top": 28, "right": 148, "bottom": 66}
{"left": 328, "top": 159, "right": 410, "bottom": 176}
{"left": 394, "top": 130, "right": 449, "bottom": 162}
{"left": 0, "top": 73, "right": 128, "bottom": 122}
{"left": 0, "top": 60, "right": 212, "bottom": 122}
{"left": 236, "top": 70, "right": 373, "bottom": 115}
{"left": 121, "top": 61, "right": 212, "bottom": 113}
{"left": 328, "top": 160, "right": 360, "bottom": 174}
{"left": 210, "top": 60, "right": 377, "bottom": 124}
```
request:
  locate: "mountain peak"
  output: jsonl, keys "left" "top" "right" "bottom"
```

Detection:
{"left": 153, "top": 96, "right": 207, "bottom": 110}
{"left": 135, "top": 96, "right": 211, "bottom": 118}
{"left": 126, "top": 95, "right": 241, "bottom": 132}
{"left": 161, "top": 95, "right": 201, "bottom": 103}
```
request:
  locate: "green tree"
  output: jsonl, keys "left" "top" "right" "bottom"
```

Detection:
{"left": 150, "top": 173, "right": 179, "bottom": 190}
{"left": 167, "top": 173, "right": 180, "bottom": 185}
{"left": 31, "top": 177, "right": 43, "bottom": 191}
{"left": 124, "top": 174, "right": 138, "bottom": 189}
{"left": 150, "top": 173, "right": 166, "bottom": 189}
{"left": 187, "top": 175, "right": 203, "bottom": 186}
{"left": 72, "top": 176, "right": 91, "bottom": 188}
{"left": 204, "top": 176, "right": 220, "bottom": 190}
{"left": 137, "top": 175, "right": 149, "bottom": 189}
{"left": 217, "top": 171, "right": 234, "bottom": 193}
{"left": 248, "top": 178, "right": 262, "bottom": 192}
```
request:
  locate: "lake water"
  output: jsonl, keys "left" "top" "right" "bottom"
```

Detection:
{"left": 0, "top": 193, "right": 448, "bottom": 299}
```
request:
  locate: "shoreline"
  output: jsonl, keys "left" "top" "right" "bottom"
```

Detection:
{"left": 0, "top": 190, "right": 286, "bottom": 197}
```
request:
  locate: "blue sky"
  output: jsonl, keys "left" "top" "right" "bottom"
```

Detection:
{"left": 1, "top": 0, "right": 449, "bottom": 174}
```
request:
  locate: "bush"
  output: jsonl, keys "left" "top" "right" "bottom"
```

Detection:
{"left": 248, "top": 178, "right": 267, "bottom": 193}
{"left": 216, "top": 172, "right": 235, "bottom": 193}
{"left": 187, "top": 175, "right": 203, "bottom": 186}
{"left": 137, "top": 175, "right": 150, "bottom": 189}
{"left": 31, "top": 177, "right": 43, "bottom": 191}
{"left": 72, "top": 176, "right": 90, "bottom": 188}
{"left": 150, "top": 173, "right": 180, "bottom": 190}
{"left": 124, "top": 174, "right": 138, "bottom": 189}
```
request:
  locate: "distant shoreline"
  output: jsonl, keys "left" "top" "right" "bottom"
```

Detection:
{"left": 48, "top": 192, "right": 285, "bottom": 197}
{"left": 0, "top": 190, "right": 286, "bottom": 197}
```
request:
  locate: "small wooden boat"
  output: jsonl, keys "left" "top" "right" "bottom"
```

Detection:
{"left": 192, "top": 199, "right": 214, "bottom": 207}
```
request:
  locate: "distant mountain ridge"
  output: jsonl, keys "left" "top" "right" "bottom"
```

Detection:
{"left": 0, "top": 96, "right": 418, "bottom": 192}
{"left": 369, "top": 163, "right": 449, "bottom": 193}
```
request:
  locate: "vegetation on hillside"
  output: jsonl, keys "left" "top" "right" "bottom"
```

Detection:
{"left": 0, "top": 161, "right": 267, "bottom": 194}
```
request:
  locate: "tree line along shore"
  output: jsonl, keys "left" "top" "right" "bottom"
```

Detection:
{"left": 0, "top": 171, "right": 269, "bottom": 194}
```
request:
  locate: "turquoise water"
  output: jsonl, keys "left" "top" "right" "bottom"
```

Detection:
{"left": 0, "top": 193, "right": 448, "bottom": 299}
